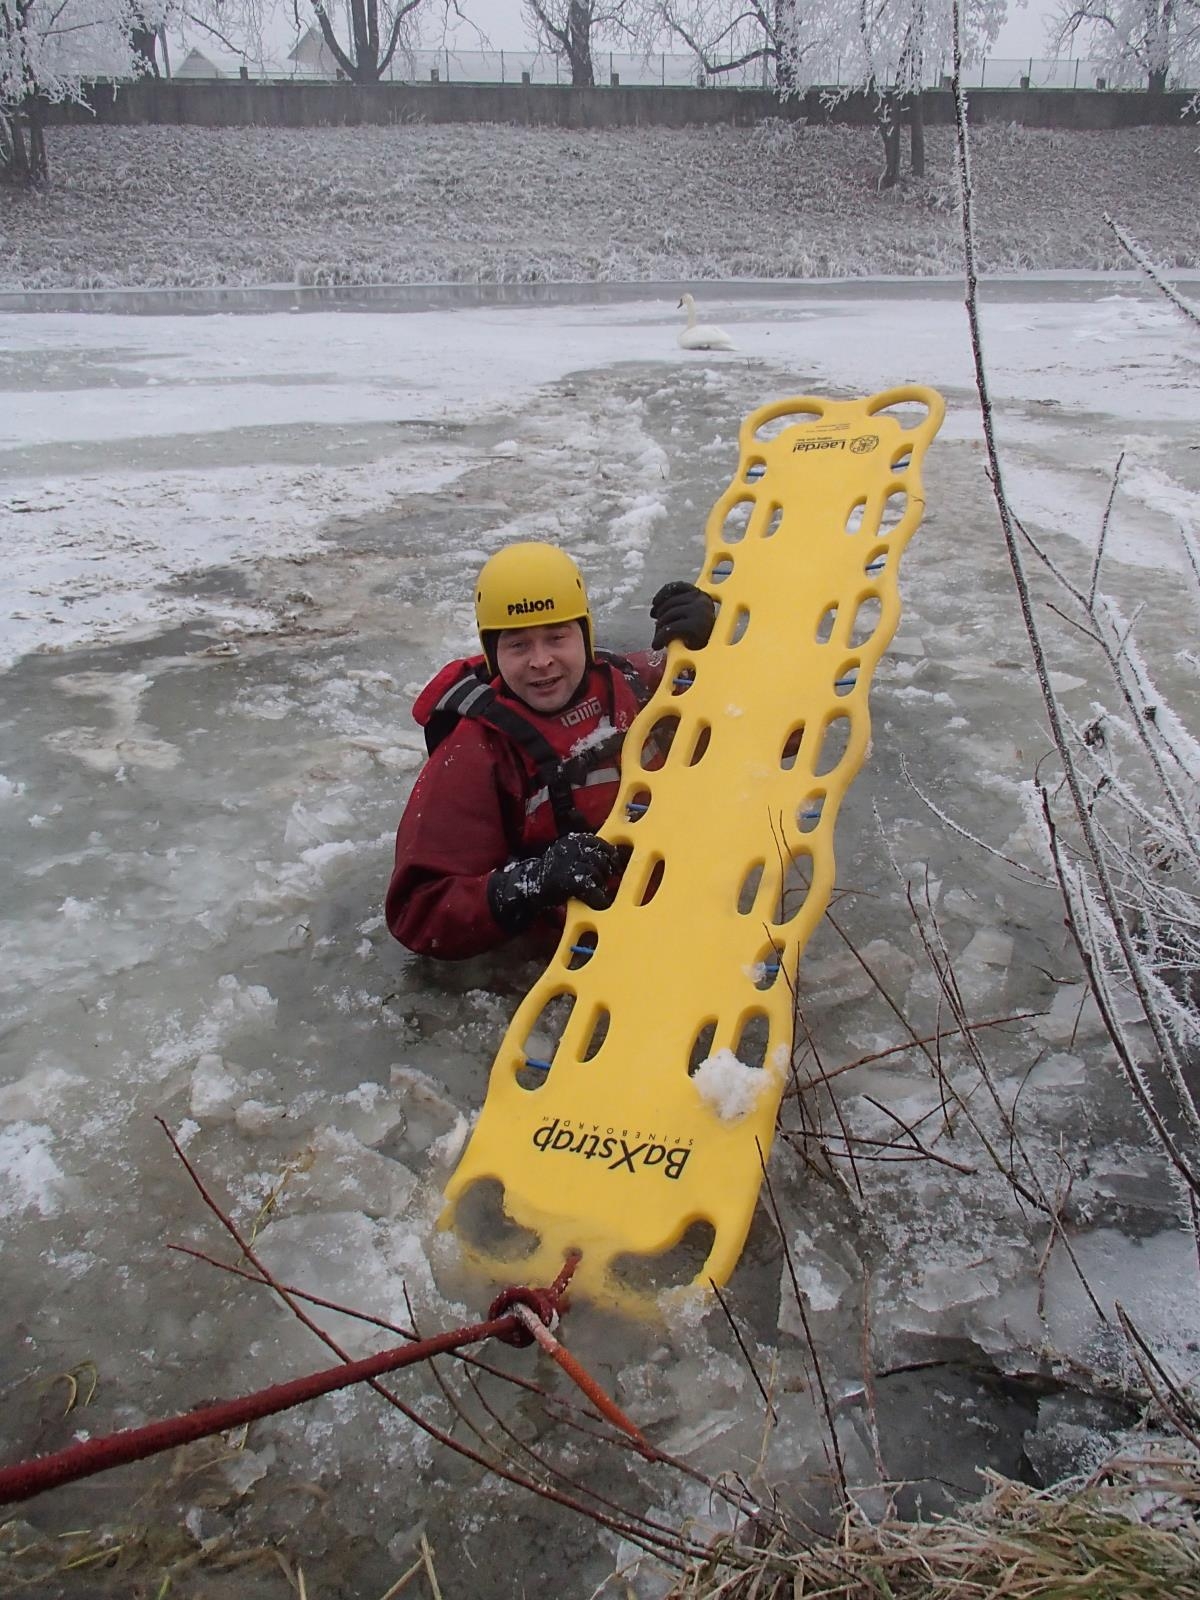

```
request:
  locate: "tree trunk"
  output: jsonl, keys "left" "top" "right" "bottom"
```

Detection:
{"left": 28, "top": 106, "right": 47, "bottom": 183}
{"left": 566, "top": 0, "right": 594, "bottom": 86}
{"left": 774, "top": 0, "right": 798, "bottom": 93}
{"left": 0, "top": 113, "right": 30, "bottom": 185}
{"left": 877, "top": 95, "right": 901, "bottom": 189}
{"left": 908, "top": 92, "right": 925, "bottom": 178}
{"left": 129, "top": 11, "right": 160, "bottom": 75}
{"left": 1, "top": 99, "right": 48, "bottom": 187}
{"left": 1146, "top": 0, "right": 1171, "bottom": 92}
{"left": 346, "top": 0, "right": 379, "bottom": 81}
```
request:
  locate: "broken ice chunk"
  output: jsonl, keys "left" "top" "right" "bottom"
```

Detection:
{"left": 1033, "top": 983, "right": 1109, "bottom": 1045}
{"left": 283, "top": 1127, "right": 417, "bottom": 1219}
{"left": 961, "top": 928, "right": 1014, "bottom": 968}
{"left": 189, "top": 1053, "right": 244, "bottom": 1120}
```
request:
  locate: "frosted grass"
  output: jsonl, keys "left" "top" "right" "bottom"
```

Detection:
{"left": 3, "top": 121, "right": 1198, "bottom": 291}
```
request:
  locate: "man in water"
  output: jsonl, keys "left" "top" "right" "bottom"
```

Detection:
{"left": 386, "top": 540, "right": 714, "bottom": 959}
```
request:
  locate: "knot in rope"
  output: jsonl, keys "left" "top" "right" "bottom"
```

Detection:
{"left": 487, "top": 1285, "right": 561, "bottom": 1347}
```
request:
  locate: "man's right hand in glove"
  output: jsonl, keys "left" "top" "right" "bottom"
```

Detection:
{"left": 488, "top": 832, "right": 622, "bottom": 933}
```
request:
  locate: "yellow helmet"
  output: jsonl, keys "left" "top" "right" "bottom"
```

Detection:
{"left": 474, "top": 542, "right": 594, "bottom": 674}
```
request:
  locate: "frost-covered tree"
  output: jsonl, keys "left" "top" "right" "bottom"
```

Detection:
{"left": 1, "top": 0, "right": 152, "bottom": 183}
{"left": 300, "top": 0, "right": 425, "bottom": 81}
{"left": 128, "top": 2, "right": 165, "bottom": 73}
{"left": 834, "top": 0, "right": 1006, "bottom": 185}
{"left": 655, "top": 0, "right": 823, "bottom": 90}
{"left": 188, "top": 0, "right": 429, "bottom": 82}
{"left": 1050, "top": 0, "right": 1200, "bottom": 91}
{"left": 656, "top": 0, "right": 1002, "bottom": 111}
{"left": 523, "top": 0, "right": 639, "bottom": 85}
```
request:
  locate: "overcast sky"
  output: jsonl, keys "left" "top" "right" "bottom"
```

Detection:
{"left": 438, "top": 0, "right": 1060, "bottom": 60}
{"left": 194, "top": 0, "right": 1065, "bottom": 74}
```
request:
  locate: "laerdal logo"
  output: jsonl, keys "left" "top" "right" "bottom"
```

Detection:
{"left": 532, "top": 1118, "right": 692, "bottom": 1179}
{"left": 793, "top": 438, "right": 846, "bottom": 454}
{"left": 507, "top": 597, "right": 555, "bottom": 616}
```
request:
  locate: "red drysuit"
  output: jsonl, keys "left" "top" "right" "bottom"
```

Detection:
{"left": 386, "top": 651, "right": 662, "bottom": 960}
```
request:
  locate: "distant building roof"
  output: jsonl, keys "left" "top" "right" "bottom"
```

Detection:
{"left": 288, "top": 25, "right": 340, "bottom": 73}
{"left": 174, "top": 46, "right": 226, "bottom": 77}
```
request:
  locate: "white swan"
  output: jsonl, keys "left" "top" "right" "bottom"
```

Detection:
{"left": 677, "top": 292, "right": 735, "bottom": 351}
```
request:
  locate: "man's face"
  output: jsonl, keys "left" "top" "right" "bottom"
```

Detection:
{"left": 496, "top": 621, "right": 587, "bottom": 713}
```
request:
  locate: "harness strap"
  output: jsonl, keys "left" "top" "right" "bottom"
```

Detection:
{"left": 596, "top": 649, "right": 653, "bottom": 712}
{"left": 433, "top": 672, "right": 588, "bottom": 837}
{"left": 431, "top": 653, "right": 652, "bottom": 841}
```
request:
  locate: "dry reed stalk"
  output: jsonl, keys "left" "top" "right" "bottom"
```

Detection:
{"left": 663, "top": 1452, "right": 1200, "bottom": 1598}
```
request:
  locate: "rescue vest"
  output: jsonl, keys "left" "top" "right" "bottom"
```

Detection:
{"left": 414, "top": 653, "right": 652, "bottom": 842}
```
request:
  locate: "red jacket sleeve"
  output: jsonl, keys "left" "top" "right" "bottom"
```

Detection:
{"left": 626, "top": 648, "right": 666, "bottom": 697}
{"left": 385, "top": 721, "right": 527, "bottom": 960}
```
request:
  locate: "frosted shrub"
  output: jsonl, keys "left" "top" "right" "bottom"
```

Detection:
{"left": 748, "top": 116, "right": 806, "bottom": 158}
{"left": 949, "top": 59, "right": 1200, "bottom": 1212}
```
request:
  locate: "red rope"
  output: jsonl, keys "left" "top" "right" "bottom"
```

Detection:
{"left": 0, "top": 1254, "right": 584, "bottom": 1508}
{"left": 511, "top": 1304, "right": 655, "bottom": 1456}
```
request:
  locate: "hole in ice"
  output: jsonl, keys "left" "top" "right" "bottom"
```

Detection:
{"left": 737, "top": 860, "right": 765, "bottom": 915}
{"left": 610, "top": 1220, "right": 717, "bottom": 1295}
{"left": 849, "top": 596, "right": 882, "bottom": 648}
{"left": 453, "top": 1179, "right": 540, "bottom": 1260}
{"left": 721, "top": 498, "right": 753, "bottom": 544}
{"left": 813, "top": 715, "right": 851, "bottom": 777}
{"left": 816, "top": 604, "right": 838, "bottom": 645}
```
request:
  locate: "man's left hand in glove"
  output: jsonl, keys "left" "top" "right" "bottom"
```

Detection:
{"left": 650, "top": 582, "right": 717, "bottom": 651}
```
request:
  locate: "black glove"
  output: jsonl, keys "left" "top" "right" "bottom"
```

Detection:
{"left": 650, "top": 582, "right": 717, "bottom": 651}
{"left": 488, "top": 833, "right": 621, "bottom": 932}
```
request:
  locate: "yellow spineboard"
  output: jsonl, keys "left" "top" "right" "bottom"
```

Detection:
{"left": 441, "top": 386, "right": 945, "bottom": 1313}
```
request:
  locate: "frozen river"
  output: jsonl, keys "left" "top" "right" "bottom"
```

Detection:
{"left": 1, "top": 283, "right": 1198, "bottom": 1596}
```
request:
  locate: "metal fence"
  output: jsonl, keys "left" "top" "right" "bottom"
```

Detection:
{"left": 278, "top": 48, "right": 1194, "bottom": 91}
{"left": 177, "top": 42, "right": 1198, "bottom": 91}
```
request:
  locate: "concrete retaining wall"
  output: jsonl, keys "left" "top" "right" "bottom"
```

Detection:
{"left": 51, "top": 79, "right": 1195, "bottom": 131}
